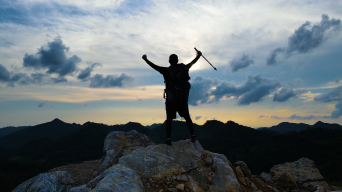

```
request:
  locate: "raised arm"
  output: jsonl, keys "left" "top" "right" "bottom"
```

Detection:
{"left": 142, "top": 54, "right": 163, "bottom": 72}
{"left": 187, "top": 50, "right": 202, "bottom": 68}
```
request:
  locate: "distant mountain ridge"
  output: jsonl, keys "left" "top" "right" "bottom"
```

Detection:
{"left": 2, "top": 119, "right": 341, "bottom": 148}
{"left": 258, "top": 121, "right": 342, "bottom": 133}
{"left": 0, "top": 126, "right": 30, "bottom": 137}
{"left": 0, "top": 118, "right": 82, "bottom": 148}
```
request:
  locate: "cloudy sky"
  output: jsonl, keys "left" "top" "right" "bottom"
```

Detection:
{"left": 1, "top": 0, "right": 342, "bottom": 128}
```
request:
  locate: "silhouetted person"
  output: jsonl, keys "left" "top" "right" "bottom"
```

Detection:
{"left": 142, "top": 49, "right": 202, "bottom": 145}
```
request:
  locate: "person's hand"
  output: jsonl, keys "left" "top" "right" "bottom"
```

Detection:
{"left": 197, "top": 51, "right": 202, "bottom": 57}
{"left": 142, "top": 54, "right": 147, "bottom": 60}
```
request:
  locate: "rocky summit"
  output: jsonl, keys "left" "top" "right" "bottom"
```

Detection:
{"left": 13, "top": 130, "right": 337, "bottom": 192}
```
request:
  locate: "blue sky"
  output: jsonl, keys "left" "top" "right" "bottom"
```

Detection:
{"left": 0, "top": 0, "right": 342, "bottom": 128}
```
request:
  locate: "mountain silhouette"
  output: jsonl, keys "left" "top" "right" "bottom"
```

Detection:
{"left": 0, "top": 126, "right": 30, "bottom": 137}
{"left": 0, "top": 118, "right": 82, "bottom": 148}
{"left": 258, "top": 121, "right": 342, "bottom": 133}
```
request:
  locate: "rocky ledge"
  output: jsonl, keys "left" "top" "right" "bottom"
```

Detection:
{"left": 13, "top": 130, "right": 338, "bottom": 192}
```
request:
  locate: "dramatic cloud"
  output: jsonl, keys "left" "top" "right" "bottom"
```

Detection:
{"left": 287, "top": 14, "right": 341, "bottom": 54}
{"left": 89, "top": 73, "right": 133, "bottom": 88}
{"left": 189, "top": 76, "right": 217, "bottom": 106}
{"left": 211, "top": 75, "right": 280, "bottom": 105}
{"left": 273, "top": 88, "right": 307, "bottom": 102}
{"left": 230, "top": 54, "right": 254, "bottom": 72}
{"left": 331, "top": 101, "right": 342, "bottom": 119}
{"left": 267, "top": 14, "right": 342, "bottom": 65}
{"left": 314, "top": 86, "right": 342, "bottom": 118}
{"left": 314, "top": 86, "right": 342, "bottom": 102}
{"left": 0, "top": 64, "right": 11, "bottom": 81}
{"left": 0, "top": 64, "right": 48, "bottom": 86}
{"left": 77, "top": 63, "right": 102, "bottom": 81}
{"left": 266, "top": 47, "right": 285, "bottom": 66}
{"left": 23, "top": 37, "right": 81, "bottom": 77}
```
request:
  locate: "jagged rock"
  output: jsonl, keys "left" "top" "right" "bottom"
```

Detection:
{"left": 50, "top": 160, "right": 101, "bottom": 186}
{"left": 260, "top": 172, "right": 273, "bottom": 183}
{"left": 119, "top": 139, "right": 242, "bottom": 192}
{"left": 234, "top": 161, "right": 252, "bottom": 178}
{"left": 13, "top": 171, "right": 74, "bottom": 192}
{"left": 235, "top": 166, "right": 247, "bottom": 186}
{"left": 99, "top": 130, "right": 153, "bottom": 172}
{"left": 250, "top": 182, "right": 259, "bottom": 191}
{"left": 250, "top": 176, "right": 276, "bottom": 192}
{"left": 275, "top": 172, "right": 298, "bottom": 189}
{"left": 69, "top": 164, "right": 143, "bottom": 192}
{"left": 176, "top": 183, "right": 185, "bottom": 191}
{"left": 270, "top": 158, "right": 329, "bottom": 190}
{"left": 176, "top": 175, "right": 189, "bottom": 182}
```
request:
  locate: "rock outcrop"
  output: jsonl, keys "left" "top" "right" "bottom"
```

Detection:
{"left": 13, "top": 130, "right": 337, "bottom": 192}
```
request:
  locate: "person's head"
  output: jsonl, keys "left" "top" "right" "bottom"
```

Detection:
{"left": 169, "top": 54, "right": 178, "bottom": 65}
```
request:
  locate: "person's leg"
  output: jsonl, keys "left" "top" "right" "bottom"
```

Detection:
{"left": 165, "top": 100, "right": 176, "bottom": 145}
{"left": 178, "top": 103, "right": 196, "bottom": 142}
{"left": 183, "top": 115, "right": 194, "bottom": 136}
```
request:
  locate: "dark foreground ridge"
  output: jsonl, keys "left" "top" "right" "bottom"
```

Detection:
{"left": 13, "top": 130, "right": 339, "bottom": 192}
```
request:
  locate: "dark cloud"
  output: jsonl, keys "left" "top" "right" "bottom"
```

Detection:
{"left": 189, "top": 76, "right": 217, "bottom": 106}
{"left": 273, "top": 88, "right": 307, "bottom": 102}
{"left": 289, "top": 114, "right": 317, "bottom": 120}
{"left": 195, "top": 116, "right": 202, "bottom": 120}
{"left": 270, "top": 114, "right": 317, "bottom": 120}
{"left": 0, "top": 63, "right": 66, "bottom": 86}
{"left": 89, "top": 73, "right": 133, "bottom": 88}
{"left": 2, "top": 38, "right": 133, "bottom": 88}
{"left": 266, "top": 47, "right": 285, "bottom": 65}
{"left": 331, "top": 101, "right": 342, "bottom": 119}
{"left": 77, "top": 63, "right": 102, "bottom": 81}
{"left": 314, "top": 86, "right": 342, "bottom": 102}
{"left": 211, "top": 75, "right": 280, "bottom": 105}
{"left": 230, "top": 54, "right": 254, "bottom": 72}
{"left": 287, "top": 14, "right": 341, "bottom": 54}
{"left": 10, "top": 73, "right": 32, "bottom": 86}
{"left": 314, "top": 86, "right": 342, "bottom": 118}
{"left": 0, "top": 64, "right": 11, "bottom": 81}
{"left": 267, "top": 14, "right": 341, "bottom": 65}
{"left": 23, "top": 37, "right": 81, "bottom": 77}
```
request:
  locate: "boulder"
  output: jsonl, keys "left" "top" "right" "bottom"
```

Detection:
{"left": 69, "top": 164, "right": 143, "bottom": 192}
{"left": 49, "top": 160, "right": 101, "bottom": 186}
{"left": 119, "top": 139, "right": 242, "bottom": 192}
{"left": 270, "top": 158, "right": 329, "bottom": 190}
{"left": 99, "top": 130, "right": 153, "bottom": 172}
{"left": 13, "top": 171, "right": 74, "bottom": 192}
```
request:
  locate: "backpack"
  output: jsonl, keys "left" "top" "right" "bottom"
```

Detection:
{"left": 165, "top": 63, "right": 191, "bottom": 103}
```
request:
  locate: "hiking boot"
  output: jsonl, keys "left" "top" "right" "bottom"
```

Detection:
{"left": 191, "top": 135, "right": 196, "bottom": 142}
{"left": 165, "top": 138, "right": 172, "bottom": 146}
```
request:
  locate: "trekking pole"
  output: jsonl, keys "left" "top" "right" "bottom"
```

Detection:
{"left": 194, "top": 47, "right": 217, "bottom": 71}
